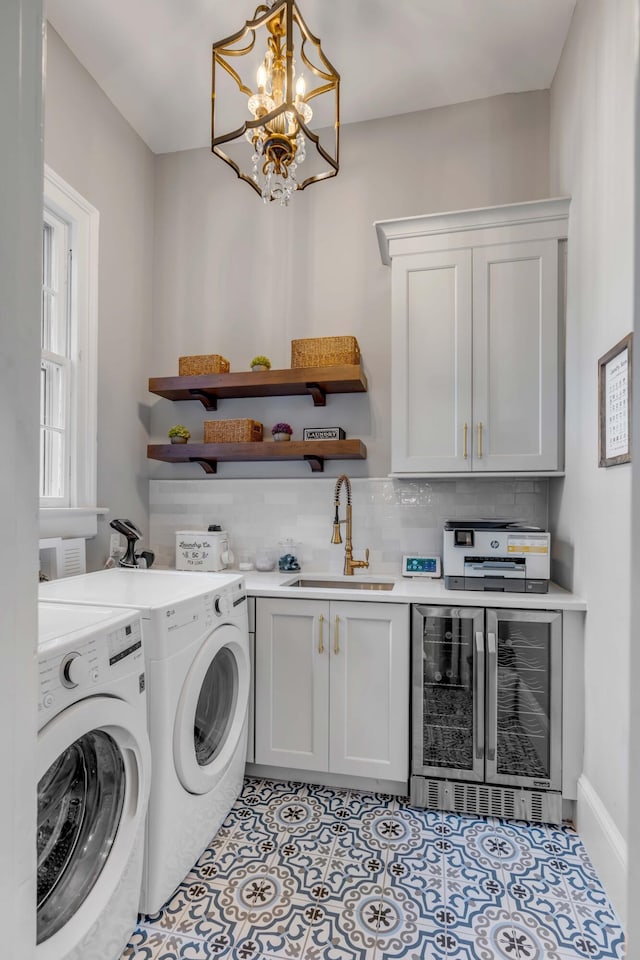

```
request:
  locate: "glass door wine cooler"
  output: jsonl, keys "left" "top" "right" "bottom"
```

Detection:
{"left": 411, "top": 605, "right": 562, "bottom": 822}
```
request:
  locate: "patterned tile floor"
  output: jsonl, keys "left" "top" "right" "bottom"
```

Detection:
{"left": 122, "top": 778, "right": 624, "bottom": 960}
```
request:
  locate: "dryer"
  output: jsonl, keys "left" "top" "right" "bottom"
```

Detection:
{"left": 37, "top": 601, "right": 151, "bottom": 960}
{"left": 39, "top": 568, "right": 250, "bottom": 915}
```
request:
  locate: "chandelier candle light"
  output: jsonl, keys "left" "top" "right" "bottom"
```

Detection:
{"left": 211, "top": 0, "right": 340, "bottom": 205}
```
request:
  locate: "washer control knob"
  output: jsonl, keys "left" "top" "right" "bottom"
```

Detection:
{"left": 42, "top": 693, "right": 54, "bottom": 708}
{"left": 61, "top": 653, "right": 89, "bottom": 688}
{"left": 213, "top": 594, "right": 229, "bottom": 617}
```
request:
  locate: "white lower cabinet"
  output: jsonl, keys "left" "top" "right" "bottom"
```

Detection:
{"left": 255, "top": 598, "right": 410, "bottom": 782}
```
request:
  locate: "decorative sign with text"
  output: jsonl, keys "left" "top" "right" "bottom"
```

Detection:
{"left": 598, "top": 333, "right": 633, "bottom": 467}
{"left": 303, "top": 427, "right": 346, "bottom": 441}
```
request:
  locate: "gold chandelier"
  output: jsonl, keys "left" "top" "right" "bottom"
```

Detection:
{"left": 211, "top": 0, "right": 340, "bottom": 206}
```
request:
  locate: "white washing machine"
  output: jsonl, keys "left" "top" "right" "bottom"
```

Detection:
{"left": 37, "top": 601, "right": 151, "bottom": 960}
{"left": 39, "top": 568, "right": 250, "bottom": 915}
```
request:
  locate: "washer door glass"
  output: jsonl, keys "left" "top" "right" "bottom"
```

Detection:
{"left": 194, "top": 647, "right": 238, "bottom": 766}
{"left": 37, "top": 730, "right": 125, "bottom": 944}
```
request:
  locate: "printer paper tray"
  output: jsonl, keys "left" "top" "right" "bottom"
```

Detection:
{"left": 444, "top": 575, "right": 549, "bottom": 594}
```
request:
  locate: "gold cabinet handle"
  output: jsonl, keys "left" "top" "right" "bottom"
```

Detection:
{"left": 478, "top": 422, "right": 483, "bottom": 459}
{"left": 463, "top": 422, "right": 468, "bottom": 459}
{"left": 334, "top": 615, "right": 339, "bottom": 655}
{"left": 318, "top": 614, "right": 324, "bottom": 654}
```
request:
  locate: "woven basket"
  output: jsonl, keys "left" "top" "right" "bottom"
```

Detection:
{"left": 203, "top": 419, "right": 263, "bottom": 443}
{"left": 179, "top": 354, "right": 230, "bottom": 376}
{"left": 291, "top": 336, "right": 361, "bottom": 368}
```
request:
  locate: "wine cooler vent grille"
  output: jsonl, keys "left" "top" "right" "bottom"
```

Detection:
{"left": 410, "top": 777, "right": 562, "bottom": 824}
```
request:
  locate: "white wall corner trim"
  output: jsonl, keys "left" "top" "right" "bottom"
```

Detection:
{"left": 577, "top": 775, "right": 628, "bottom": 927}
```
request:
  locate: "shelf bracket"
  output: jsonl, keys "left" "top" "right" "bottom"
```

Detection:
{"left": 305, "top": 382, "right": 327, "bottom": 407}
{"left": 303, "top": 455, "right": 324, "bottom": 472}
{"left": 188, "top": 389, "right": 218, "bottom": 411}
{"left": 189, "top": 457, "right": 218, "bottom": 475}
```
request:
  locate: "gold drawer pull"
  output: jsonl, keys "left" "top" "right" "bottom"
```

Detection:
{"left": 463, "top": 422, "right": 468, "bottom": 459}
{"left": 478, "top": 422, "right": 483, "bottom": 459}
{"left": 334, "top": 615, "right": 339, "bottom": 655}
{"left": 318, "top": 614, "right": 324, "bottom": 654}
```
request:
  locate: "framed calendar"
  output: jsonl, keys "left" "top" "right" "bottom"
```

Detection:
{"left": 598, "top": 333, "right": 632, "bottom": 467}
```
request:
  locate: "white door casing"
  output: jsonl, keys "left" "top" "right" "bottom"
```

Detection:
{"left": 1, "top": 0, "right": 43, "bottom": 953}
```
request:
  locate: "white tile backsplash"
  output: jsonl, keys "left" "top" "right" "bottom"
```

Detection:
{"left": 150, "top": 477, "right": 548, "bottom": 574}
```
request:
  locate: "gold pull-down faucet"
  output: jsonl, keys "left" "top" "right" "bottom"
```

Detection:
{"left": 331, "top": 474, "right": 370, "bottom": 576}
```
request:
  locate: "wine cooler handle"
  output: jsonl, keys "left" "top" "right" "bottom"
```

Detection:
{"left": 487, "top": 632, "right": 497, "bottom": 761}
{"left": 475, "top": 631, "right": 485, "bottom": 760}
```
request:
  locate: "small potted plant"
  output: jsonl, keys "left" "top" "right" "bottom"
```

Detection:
{"left": 271, "top": 422, "right": 293, "bottom": 442}
{"left": 168, "top": 424, "right": 190, "bottom": 444}
{"left": 250, "top": 355, "right": 271, "bottom": 372}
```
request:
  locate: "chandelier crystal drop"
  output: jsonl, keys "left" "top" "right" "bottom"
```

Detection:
{"left": 211, "top": 0, "right": 340, "bottom": 206}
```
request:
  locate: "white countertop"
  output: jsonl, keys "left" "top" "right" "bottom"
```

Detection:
{"left": 236, "top": 570, "right": 586, "bottom": 611}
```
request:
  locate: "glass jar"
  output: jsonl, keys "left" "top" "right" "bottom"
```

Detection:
{"left": 254, "top": 548, "right": 276, "bottom": 572}
{"left": 277, "top": 539, "right": 301, "bottom": 572}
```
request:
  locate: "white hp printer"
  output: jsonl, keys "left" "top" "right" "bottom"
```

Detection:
{"left": 443, "top": 519, "right": 550, "bottom": 593}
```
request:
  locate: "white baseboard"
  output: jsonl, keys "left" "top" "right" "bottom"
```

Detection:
{"left": 577, "top": 775, "right": 627, "bottom": 926}
{"left": 245, "top": 763, "right": 407, "bottom": 797}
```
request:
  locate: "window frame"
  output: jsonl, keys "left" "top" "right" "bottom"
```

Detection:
{"left": 41, "top": 206, "right": 71, "bottom": 507}
{"left": 40, "top": 166, "right": 101, "bottom": 539}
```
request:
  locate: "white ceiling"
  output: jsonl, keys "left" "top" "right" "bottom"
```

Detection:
{"left": 45, "top": 0, "right": 576, "bottom": 155}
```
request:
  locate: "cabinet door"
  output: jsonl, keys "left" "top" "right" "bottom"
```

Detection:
{"left": 472, "top": 239, "right": 561, "bottom": 471}
{"left": 255, "top": 598, "right": 330, "bottom": 771}
{"left": 329, "top": 601, "right": 410, "bottom": 781}
{"left": 391, "top": 250, "right": 473, "bottom": 473}
{"left": 485, "top": 608, "right": 562, "bottom": 790}
{"left": 412, "top": 605, "right": 485, "bottom": 781}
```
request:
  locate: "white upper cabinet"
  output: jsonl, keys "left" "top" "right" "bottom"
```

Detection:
{"left": 391, "top": 249, "right": 473, "bottom": 472}
{"left": 376, "top": 198, "right": 570, "bottom": 475}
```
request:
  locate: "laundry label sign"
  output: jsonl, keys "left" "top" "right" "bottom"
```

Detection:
{"left": 303, "top": 427, "right": 345, "bottom": 441}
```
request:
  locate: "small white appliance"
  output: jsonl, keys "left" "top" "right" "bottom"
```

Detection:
{"left": 402, "top": 555, "right": 441, "bottom": 578}
{"left": 37, "top": 601, "right": 151, "bottom": 960}
{"left": 175, "top": 528, "right": 233, "bottom": 571}
{"left": 39, "top": 568, "right": 249, "bottom": 915}
{"left": 443, "top": 519, "right": 551, "bottom": 593}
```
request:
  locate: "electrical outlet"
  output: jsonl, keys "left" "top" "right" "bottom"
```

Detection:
{"left": 110, "top": 533, "right": 124, "bottom": 557}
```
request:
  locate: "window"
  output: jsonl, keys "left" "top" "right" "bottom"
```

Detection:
{"left": 40, "top": 167, "right": 100, "bottom": 539}
{"left": 41, "top": 208, "right": 70, "bottom": 504}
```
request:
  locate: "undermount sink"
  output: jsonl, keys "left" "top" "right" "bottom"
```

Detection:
{"left": 284, "top": 577, "right": 396, "bottom": 591}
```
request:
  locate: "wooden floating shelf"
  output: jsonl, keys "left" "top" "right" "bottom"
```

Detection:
{"left": 147, "top": 440, "right": 368, "bottom": 474}
{"left": 148, "top": 364, "right": 368, "bottom": 410}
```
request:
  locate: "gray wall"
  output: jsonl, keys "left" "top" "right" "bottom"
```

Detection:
{"left": 44, "top": 26, "right": 155, "bottom": 569}
{"left": 150, "top": 90, "right": 550, "bottom": 477}
{"left": 549, "top": 0, "right": 636, "bottom": 921}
